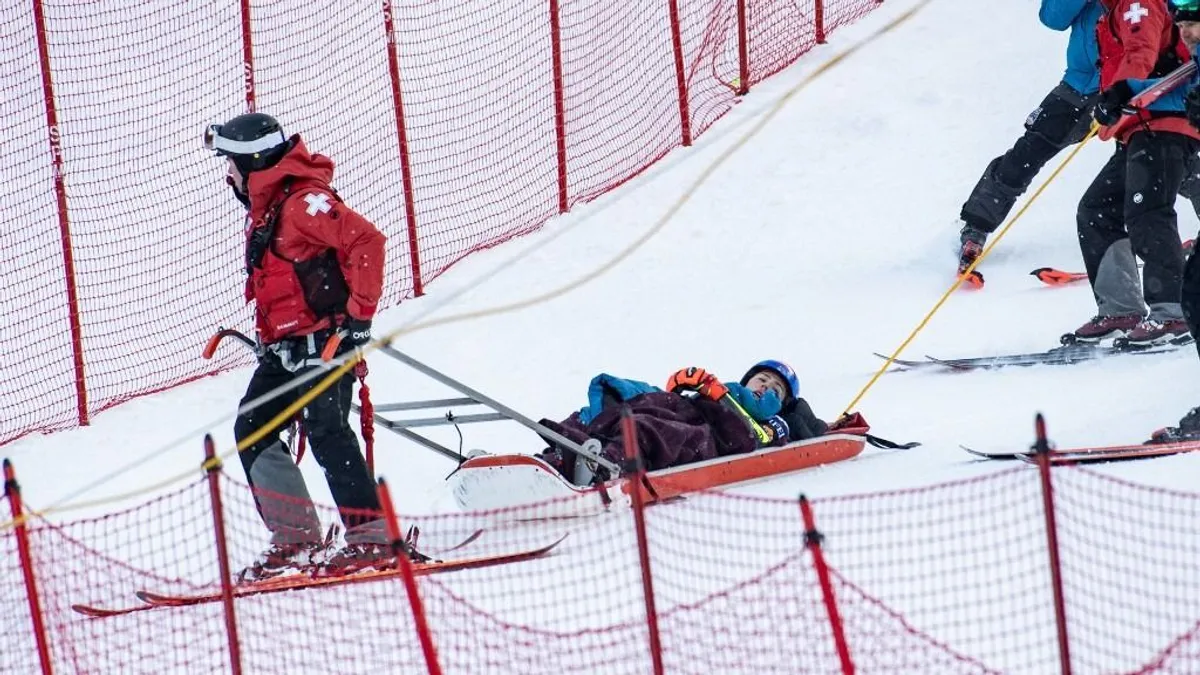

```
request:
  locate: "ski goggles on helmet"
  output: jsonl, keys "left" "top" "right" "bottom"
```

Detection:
{"left": 203, "top": 124, "right": 287, "bottom": 156}
{"left": 1171, "top": 0, "right": 1200, "bottom": 19}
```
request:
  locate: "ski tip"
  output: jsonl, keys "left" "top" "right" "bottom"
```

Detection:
{"left": 72, "top": 602, "right": 141, "bottom": 618}
{"left": 957, "top": 269, "right": 985, "bottom": 290}
{"left": 1031, "top": 267, "right": 1087, "bottom": 286}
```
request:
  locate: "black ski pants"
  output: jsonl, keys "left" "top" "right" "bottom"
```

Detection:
{"left": 1077, "top": 131, "right": 1200, "bottom": 320}
{"left": 1183, "top": 241, "right": 1200, "bottom": 358}
{"left": 961, "top": 81, "right": 1200, "bottom": 233}
{"left": 234, "top": 336, "right": 380, "bottom": 542}
{"left": 961, "top": 82, "right": 1097, "bottom": 233}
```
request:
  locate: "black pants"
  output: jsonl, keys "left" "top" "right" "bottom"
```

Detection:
{"left": 234, "top": 337, "right": 380, "bottom": 539}
{"left": 1183, "top": 240, "right": 1200, "bottom": 358}
{"left": 1077, "top": 131, "right": 1200, "bottom": 320}
{"left": 961, "top": 82, "right": 1097, "bottom": 233}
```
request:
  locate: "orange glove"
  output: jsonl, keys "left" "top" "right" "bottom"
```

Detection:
{"left": 666, "top": 367, "right": 729, "bottom": 401}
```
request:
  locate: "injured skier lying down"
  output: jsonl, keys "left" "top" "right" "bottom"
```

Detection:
{"left": 535, "top": 359, "right": 866, "bottom": 485}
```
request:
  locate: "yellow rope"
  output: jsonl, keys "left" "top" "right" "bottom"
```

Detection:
{"left": 840, "top": 124, "right": 1099, "bottom": 416}
{"left": 0, "top": 0, "right": 936, "bottom": 531}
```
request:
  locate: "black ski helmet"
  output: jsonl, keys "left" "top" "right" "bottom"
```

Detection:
{"left": 204, "top": 112, "right": 290, "bottom": 173}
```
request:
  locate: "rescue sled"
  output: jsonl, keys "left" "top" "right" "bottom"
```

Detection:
{"left": 447, "top": 432, "right": 867, "bottom": 513}
{"left": 357, "top": 345, "right": 867, "bottom": 514}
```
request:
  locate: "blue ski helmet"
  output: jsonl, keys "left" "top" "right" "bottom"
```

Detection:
{"left": 740, "top": 359, "right": 800, "bottom": 403}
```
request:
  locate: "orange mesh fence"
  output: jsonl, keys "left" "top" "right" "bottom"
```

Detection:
{"left": 4, "top": 0, "right": 884, "bottom": 446}
{"left": 6, "top": 459, "right": 1200, "bottom": 673}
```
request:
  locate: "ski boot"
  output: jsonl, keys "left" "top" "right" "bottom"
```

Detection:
{"left": 1113, "top": 318, "right": 1190, "bottom": 349}
{"left": 1148, "top": 406, "right": 1200, "bottom": 444}
{"left": 957, "top": 224, "right": 987, "bottom": 289}
{"left": 317, "top": 525, "right": 431, "bottom": 577}
{"left": 1060, "top": 314, "right": 1142, "bottom": 345}
{"left": 238, "top": 524, "right": 339, "bottom": 583}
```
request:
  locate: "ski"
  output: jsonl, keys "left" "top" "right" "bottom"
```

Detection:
{"left": 73, "top": 534, "right": 565, "bottom": 617}
{"left": 871, "top": 353, "right": 937, "bottom": 369}
{"left": 1016, "top": 440, "right": 1200, "bottom": 465}
{"left": 960, "top": 446, "right": 1026, "bottom": 461}
{"left": 70, "top": 602, "right": 150, "bottom": 619}
{"left": 876, "top": 339, "right": 1191, "bottom": 372}
{"left": 1033, "top": 242, "right": 1193, "bottom": 287}
{"left": 958, "top": 269, "right": 984, "bottom": 290}
{"left": 1031, "top": 267, "right": 1088, "bottom": 287}
{"left": 959, "top": 442, "right": 1177, "bottom": 461}
{"left": 963, "top": 439, "right": 1200, "bottom": 464}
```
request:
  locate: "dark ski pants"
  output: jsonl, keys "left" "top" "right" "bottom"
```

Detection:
{"left": 1077, "top": 131, "right": 1200, "bottom": 321}
{"left": 234, "top": 341, "right": 382, "bottom": 545}
{"left": 1183, "top": 245, "right": 1200, "bottom": 359}
{"left": 961, "top": 82, "right": 1097, "bottom": 233}
{"left": 961, "top": 82, "right": 1200, "bottom": 233}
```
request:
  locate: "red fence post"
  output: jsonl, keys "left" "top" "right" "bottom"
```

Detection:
{"left": 799, "top": 495, "right": 853, "bottom": 675}
{"left": 32, "top": 0, "right": 88, "bottom": 429}
{"left": 736, "top": 0, "right": 749, "bottom": 95}
{"left": 377, "top": 477, "right": 442, "bottom": 675}
{"left": 239, "top": 0, "right": 255, "bottom": 111}
{"left": 1033, "top": 414, "right": 1072, "bottom": 675}
{"left": 815, "top": 0, "right": 827, "bottom": 45}
{"left": 620, "top": 407, "right": 665, "bottom": 675}
{"left": 666, "top": 0, "right": 693, "bottom": 146}
{"left": 382, "top": 0, "right": 425, "bottom": 297}
{"left": 4, "top": 460, "right": 54, "bottom": 675}
{"left": 548, "top": 0, "right": 570, "bottom": 213}
{"left": 202, "top": 436, "right": 243, "bottom": 675}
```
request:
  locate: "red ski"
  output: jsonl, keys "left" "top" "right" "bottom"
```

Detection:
{"left": 1034, "top": 241, "right": 1193, "bottom": 287}
{"left": 72, "top": 535, "right": 565, "bottom": 618}
{"left": 962, "top": 440, "right": 1200, "bottom": 464}
{"left": 1016, "top": 440, "right": 1200, "bottom": 466}
{"left": 1030, "top": 267, "right": 1088, "bottom": 287}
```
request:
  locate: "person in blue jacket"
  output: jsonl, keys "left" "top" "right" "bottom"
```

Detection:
{"left": 954, "top": 0, "right": 1106, "bottom": 275}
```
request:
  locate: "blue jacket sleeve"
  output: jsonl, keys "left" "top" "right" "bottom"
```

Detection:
{"left": 1127, "top": 66, "right": 1200, "bottom": 113}
{"left": 578, "top": 374, "right": 660, "bottom": 424}
{"left": 1039, "top": 0, "right": 1089, "bottom": 31}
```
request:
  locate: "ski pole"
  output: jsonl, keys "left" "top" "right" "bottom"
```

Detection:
{"left": 1099, "top": 60, "right": 1197, "bottom": 141}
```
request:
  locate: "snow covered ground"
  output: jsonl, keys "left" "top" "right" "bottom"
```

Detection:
{"left": 9, "top": 0, "right": 1198, "bottom": 516}
{"left": 6, "top": 0, "right": 1200, "bottom": 671}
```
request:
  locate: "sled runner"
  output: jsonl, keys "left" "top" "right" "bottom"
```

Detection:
{"left": 448, "top": 432, "right": 868, "bottom": 512}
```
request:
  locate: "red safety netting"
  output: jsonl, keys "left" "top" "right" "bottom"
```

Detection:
{"left": 1052, "top": 467, "right": 1200, "bottom": 674}
{"left": 3, "top": 0, "right": 883, "bottom": 446}
{"left": 6, "top": 458, "right": 1199, "bottom": 673}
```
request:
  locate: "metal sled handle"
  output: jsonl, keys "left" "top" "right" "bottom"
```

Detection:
{"left": 378, "top": 346, "right": 620, "bottom": 477}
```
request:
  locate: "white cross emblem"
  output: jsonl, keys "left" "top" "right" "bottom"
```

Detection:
{"left": 304, "top": 193, "right": 332, "bottom": 216}
{"left": 1124, "top": 2, "right": 1148, "bottom": 24}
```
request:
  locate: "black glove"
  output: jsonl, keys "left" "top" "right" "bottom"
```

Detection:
{"left": 1186, "top": 86, "right": 1200, "bottom": 130}
{"left": 343, "top": 317, "right": 372, "bottom": 347}
{"left": 1093, "top": 80, "right": 1135, "bottom": 126}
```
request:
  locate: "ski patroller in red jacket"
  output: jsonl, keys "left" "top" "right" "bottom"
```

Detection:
{"left": 242, "top": 137, "right": 386, "bottom": 344}
{"left": 1096, "top": 0, "right": 1200, "bottom": 143}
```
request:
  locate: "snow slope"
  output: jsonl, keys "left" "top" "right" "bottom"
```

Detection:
{"left": 11, "top": 2, "right": 1200, "bottom": 673}
{"left": 10, "top": 0, "right": 1199, "bottom": 516}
